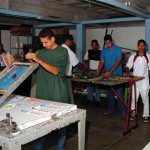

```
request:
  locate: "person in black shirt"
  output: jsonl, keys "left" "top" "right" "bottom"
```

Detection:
{"left": 84, "top": 39, "right": 101, "bottom": 105}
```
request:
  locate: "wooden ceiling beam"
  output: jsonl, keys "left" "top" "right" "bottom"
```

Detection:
{"left": 8, "top": 0, "right": 108, "bottom": 21}
{"left": 0, "top": 15, "right": 51, "bottom": 26}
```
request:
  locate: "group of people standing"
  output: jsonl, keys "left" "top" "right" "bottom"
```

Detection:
{"left": 1, "top": 27, "right": 150, "bottom": 150}
{"left": 85, "top": 35, "right": 126, "bottom": 119}
{"left": 84, "top": 35, "right": 150, "bottom": 123}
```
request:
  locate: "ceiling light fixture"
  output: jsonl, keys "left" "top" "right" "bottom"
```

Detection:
{"left": 124, "top": 1, "right": 146, "bottom": 13}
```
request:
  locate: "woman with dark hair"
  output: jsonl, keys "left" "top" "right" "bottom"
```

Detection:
{"left": 0, "top": 43, "right": 6, "bottom": 71}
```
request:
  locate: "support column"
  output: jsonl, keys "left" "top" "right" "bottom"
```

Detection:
{"left": 29, "top": 27, "right": 34, "bottom": 52}
{"left": 76, "top": 24, "right": 85, "bottom": 63}
{"left": 145, "top": 19, "right": 150, "bottom": 54}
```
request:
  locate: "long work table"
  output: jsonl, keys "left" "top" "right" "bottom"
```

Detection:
{"left": 0, "top": 95, "right": 86, "bottom": 150}
{"left": 70, "top": 75, "right": 144, "bottom": 135}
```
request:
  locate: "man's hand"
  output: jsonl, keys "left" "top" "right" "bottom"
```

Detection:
{"left": 25, "top": 53, "right": 41, "bottom": 63}
{"left": 124, "top": 67, "right": 130, "bottom": 77}
{"left": 123, "top": 72, "right": 129, "bottom": 77}
{"left": 87, "top": 70, "right": 94, "bottom": 77}
{"left": 102, "top": 72, "right": 111, "bottom": 78}
{"left": 9, "top": 54, "right": 19, "bottom": 62}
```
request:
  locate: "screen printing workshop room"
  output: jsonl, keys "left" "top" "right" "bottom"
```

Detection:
{"left": 1, "top": 0, "right": 150, "bottom": 150}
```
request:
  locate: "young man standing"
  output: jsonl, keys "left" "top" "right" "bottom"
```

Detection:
{"left": 125, "top": 39, "right": 150, "bottom": 122}
{"left": 98, "top": 34, "right": 126, "bottom": 119}
{"left": 26, "top": 28, "right": 69, "bottom": 150}
{"left": 84, "top": 39, "right": 101, "bottom": 105}
{"left": 61, "top": 34, "right": 91, "bottom": 105}
{"left": 62, "top": 34, "right": 90, "bottom": 77}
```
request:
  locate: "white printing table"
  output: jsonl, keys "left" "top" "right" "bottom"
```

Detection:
{"left": 0, "top": 96, "right": 86, "bottom": 150}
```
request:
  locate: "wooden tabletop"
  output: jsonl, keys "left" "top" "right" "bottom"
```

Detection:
{"left": 71, "top": 75, "right": 144, "bottom": 86}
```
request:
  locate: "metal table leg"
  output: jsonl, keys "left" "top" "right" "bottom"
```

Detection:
{"left": 110, "top": 80, "right": 139, "bottom": 135}
{"left": 78, "top": 116, "right": 86, "bottom": 150}
{"left": 67, "top": 78, "right": 75, "bottom": 104}
{"left": 2, "top": 145, "right": 21, "bottom": 150}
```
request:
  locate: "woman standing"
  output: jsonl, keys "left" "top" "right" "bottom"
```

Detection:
{"left": 0, "top": 43, "right": 6, "bottom": 71}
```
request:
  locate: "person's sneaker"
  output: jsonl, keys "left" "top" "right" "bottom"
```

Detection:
{"left": 130, "top": 116, "right": 134, "bottom": 121}
{"left": 103, "top": 111, "right": 109, "bottom": 115}
{"left": 143, "top": 117, "right": 149, "bottom": 123}
{"left": 122, "top": 116, "right": 127, "bottom": 120}
{"left": 130, "top": 112, "right": 135, "bottom": 121}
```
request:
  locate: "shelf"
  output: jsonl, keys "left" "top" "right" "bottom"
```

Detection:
{"left": 10, "top": 34, "right": 33, "bottom": 36}
{"left": 11, "top": 48, "right": 23, "bottom": 49}
{"left": 10, "top": 35, "right": 33, "bottom": 56}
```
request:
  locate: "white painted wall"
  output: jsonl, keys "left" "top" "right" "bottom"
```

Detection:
{"left": 1, "top": 30, "right": 10, "bottom": 53}
{"left": 70, "top": 26, "right": 145, "bottom": 53}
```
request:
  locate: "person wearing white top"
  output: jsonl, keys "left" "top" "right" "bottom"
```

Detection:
{"left": 61, "top": 43, "right": 79, "bottom": 76}
{"left": 125, "top": 39, "right": 150, "bottom": 122}
{"left": 62, "top": 34, "right": 89, "bottom": 76}
{"left": 61, "top": 34, "right": 90, "bottom": 105}
{"left": 0, "top": 43, "right": 6, "bottom": 71}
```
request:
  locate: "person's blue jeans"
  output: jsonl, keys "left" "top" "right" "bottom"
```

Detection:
{"left": 55, "top": 127, "right": 66, "bottom": 150}
{"left": 33, "top": 127, "right": 66, "bottom": 150}
{"left": 87, "top": 82, "right": 100, "bottom": 102}
{"left": 106, "top": 85, "right": 126, "bottom": 118}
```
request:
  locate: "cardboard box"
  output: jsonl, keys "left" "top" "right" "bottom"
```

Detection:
{"left": 52, "top": 28, "right": 69, "bottom": 35}
{"left": 10, "top": 27, "right": 31, "bottom": 35}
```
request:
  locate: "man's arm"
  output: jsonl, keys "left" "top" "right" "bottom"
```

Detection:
{"left": 98, "top": 59, "right": 104, "bottom": 75}
{"left": 84, "top": 51, "right": 89, "bottom": 69}
{"left": 124, "top": 66, "right": 130, "bottom": 76}
{"left": 77, "top": 62, "right": 90, "bottom": 75}
{"left": 9, "top": 54, "right": 20, "bottom": 62}
{"left": 25, "top": 53, "right": 59, "bottom": 75}
{"left": 124, "top": 54, "right": 134, "bottom": 76}
{"left": 84, "top": 59, "right": 89, "bottom": 69}
{"left": 105, "top": 59, "right": 121, "bottom": 76}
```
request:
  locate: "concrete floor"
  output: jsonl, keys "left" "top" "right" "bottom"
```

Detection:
{"left": 23, "top": 94, "right": 150, "bottom": 150}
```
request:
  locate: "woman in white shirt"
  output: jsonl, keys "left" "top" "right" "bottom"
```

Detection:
{"left": 0, "top": 43, "right": 6, "bottom": 71}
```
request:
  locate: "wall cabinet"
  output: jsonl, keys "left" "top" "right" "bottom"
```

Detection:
{"left": 10, "top": 34, "right": 32, "bottom": 61}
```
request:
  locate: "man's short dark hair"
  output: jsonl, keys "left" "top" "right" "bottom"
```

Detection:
{"left": 104, "top": 34, "right": 112, "bottom": 41}
{"left": 63, "top": 34, "right": 73, "bottom": 43}
{"left": 138, "top": 39, "right": 146, "bottom": 45}
{"left": 91, "top": 39, "right": 98, "bottom": 46}
{"left": 69, "top": 34, "right": 74, "bottom": 41}
{"left": 39, "top": 28, "right": 54, "bottom": 38}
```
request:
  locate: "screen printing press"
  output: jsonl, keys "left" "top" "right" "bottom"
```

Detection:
{"left": 0, "top": 62, "right": 86, "bottom": 150}
{"left": 71, "top": 74, "right": 144, "bottom": 135}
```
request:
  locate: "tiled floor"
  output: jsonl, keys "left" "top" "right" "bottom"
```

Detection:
{"left": 23, "top": 94, "right": 150, "bottom": 150}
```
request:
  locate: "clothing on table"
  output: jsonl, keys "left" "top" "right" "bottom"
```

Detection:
{"left": 126, "top": 52, "right": 150, "bottom": 117}
{"left": 61, "top": 44, "right": 79, "bottom": 76}
{"left": 84, "top": 49, "right": 101, "bottom": 102}
{"left": 101, "top": 45, "right": 126, "bottom": 117}
{"left": 34, "top": 46, "right": 69, "bottom": 150}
